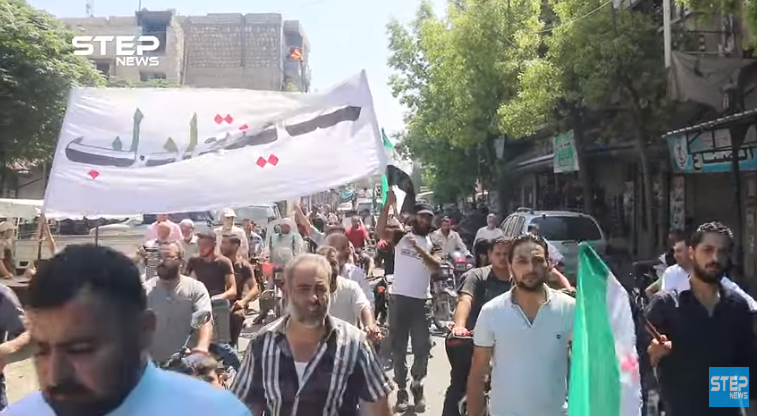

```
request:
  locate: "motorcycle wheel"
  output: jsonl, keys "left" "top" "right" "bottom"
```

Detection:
{"left": 432, "top": 294, "right": 456, "bottom": 332}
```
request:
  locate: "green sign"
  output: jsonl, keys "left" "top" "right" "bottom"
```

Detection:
{"left": 553, "top": 130, "right": 579, "bottom": 173}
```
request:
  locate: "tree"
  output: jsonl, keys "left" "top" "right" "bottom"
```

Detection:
{"left": 0, "top": 0, "right": 104, "bottom": 167}
{"left": 386, "top": 0, "right": 543, "bottom": 203}
{"left": 498, "top": 1, "right": 668, "bottom": 255}
{"left": 106, "top": 77, "right": 181, "bottom": 88}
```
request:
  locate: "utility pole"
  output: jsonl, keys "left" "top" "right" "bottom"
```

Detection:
{"left": 85, "top": 0, "right": 93, "bottom": 17}
{"left": 663, "top": 0, "right": 672, "bottom": 67}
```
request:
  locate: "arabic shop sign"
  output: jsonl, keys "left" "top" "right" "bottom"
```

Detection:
{"left": 668, "top": 125, "right": 757, "bottom": 173}
{"left": 553, "top": 130, "right": 579, "bottom": 173}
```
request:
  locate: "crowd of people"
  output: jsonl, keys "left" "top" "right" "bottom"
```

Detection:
{"left": 0, "top": 195, "right": 753, "bottom": 416}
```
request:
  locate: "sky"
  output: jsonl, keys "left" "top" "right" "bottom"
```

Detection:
{"left": 27, "top": 0, "right": 446, "bottom": 136}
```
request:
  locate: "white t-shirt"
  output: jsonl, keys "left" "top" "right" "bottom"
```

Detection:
{"left": 341, "top": 263, "right": 373, "bottom": 303}
{"left": 391, "top": 233, "right": 434, "bottom": 299}
{"left": 474, "top": 226, "right": 504, "bottom": 242}
{"left": 3, "top": 362, "right": 250, "bottom": 416}
{"left": 330, "top": 276, "right": 371, "bottom": 326}
{"left": 474, "top": 288, "right": 575, "bottom": 416}
{"left": 660, "top": 265, "right": 689, "bottom": 292}
{"left": 661, "top": 265, "right": 757, "bottom": 311}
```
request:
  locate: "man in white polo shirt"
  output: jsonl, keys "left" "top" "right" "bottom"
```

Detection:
{"left": 467, "top": 233, "right": 575, "bottom": 416}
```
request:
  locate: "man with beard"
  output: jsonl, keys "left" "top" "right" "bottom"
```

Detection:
{"left": 443, "top": 237, "right": 512, "bottom": 416}
{"left": 5, "top": 244, "right": 250, "bottom": 416}
{"left": 232, "top": 254, "right": 392, "bottom": 416}
{"left": 324, "top": 233, "right": 373, "bottom": 303}
{"left": 221, "top": 234, "right": 259, "bottom": 348}
{"left": 316, "top": 246, "right": 381, "bottom": 342}
{"left": 645, "top": 222, "right": 757, "bottom": 415}
{"left": 467, "top": 233, "right": 575, "bottom": 416}
{"left": 139, "top": 222, "right": 175, "bottom": 281}
{"left": 375, "top": 191, "right": 441, "bottom": 413}
{"left": 144, "top": 242, "right": 213, "bottom": 364}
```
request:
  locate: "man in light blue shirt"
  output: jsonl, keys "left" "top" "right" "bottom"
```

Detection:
{"left": 467, "top": 234, "right": 575, "bottom": 416}
{"left": 3, "top": 244, "right": 249, "bottom": 416}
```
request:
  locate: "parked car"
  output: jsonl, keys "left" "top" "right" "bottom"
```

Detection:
{"left": 499, "top": 208, "right": 607, "bottom": 281}
{"left": 213, "top": 204, "right": 282, "bottom": 228}
{"left": 92, "top": 212, "right": 214, "bottom": 236}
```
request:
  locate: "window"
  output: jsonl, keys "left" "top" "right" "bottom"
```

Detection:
{"left": 95, "top": 62, "right": 111, "bottom": 77}
{"left": 502, "top": 215, "right": 520, "bottom": 237}
{"left": 141, "top": 22, "right": 167, "bottom": 54}
{"left": 512, "top": 216, "right": 526, "bottom": 237}
{"left": 140, "top": 72, "right": 166, "bottom": 82}
{"left": 529, "top": 216, "right": 602, "bottom": 242}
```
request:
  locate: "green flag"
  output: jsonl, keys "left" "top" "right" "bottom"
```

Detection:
{"left": 568, "top": 243, "right": 642, "bottom": 416}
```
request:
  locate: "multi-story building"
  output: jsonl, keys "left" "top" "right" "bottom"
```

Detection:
{"left": 61, "top": 9, "right": 311, "bottom": 92}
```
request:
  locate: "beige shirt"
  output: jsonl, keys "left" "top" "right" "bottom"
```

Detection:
{"left": 215, "top": 225, "right": 249, "bottom": 259}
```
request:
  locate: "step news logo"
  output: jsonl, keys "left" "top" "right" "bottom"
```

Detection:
{"left": 72, "top": 36, "right": 160, "bottom": 67}
{"left": 710, "top": 367, "right": 749, "bottom": 407}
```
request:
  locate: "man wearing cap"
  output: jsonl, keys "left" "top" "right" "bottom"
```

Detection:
{"left": 375, "top": 191, "right": 442, "bottom": 413}
{"left": 215, "top": 209, "right": 249, "bottom": 261}
{"left": 144, "top": 214, "right": 183, "bottom": 243}
{"left": 0, "top": 222, "right": 15, "bottom": 280}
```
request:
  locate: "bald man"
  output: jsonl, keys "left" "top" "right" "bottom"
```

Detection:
{"left": 144, "top": 213, "right": 183, "bottom": 243}
{"left": 141, "top": 222, "right": 183, "bottom": 281}
{"left": 325, "top": 233, "right": 373, "bottom": 302}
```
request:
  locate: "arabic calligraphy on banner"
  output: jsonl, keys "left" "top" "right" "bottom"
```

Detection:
{"left": 668, "top": 125, "right": 757, "bottom": 173}
{"left": 43, "top": 71, "right": 386, "bottom": 217}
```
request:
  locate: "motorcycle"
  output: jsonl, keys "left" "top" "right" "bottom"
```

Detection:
{"left": 257, "top": 247, "right": 293, "bottom": 324}
{"left": 430, "top": 260, "right": 457, "bottom": 332}
{"left": 446, "top": 332, "right": 490, "bottom": 416}
{"left": 160, "top": 310, "right": 238, "bottom": 389}
{"left": 258, "top": 264, "right": 285, "bottom": 322}
{"left": 449, "top": 250, "right": 474, "bottom": 285}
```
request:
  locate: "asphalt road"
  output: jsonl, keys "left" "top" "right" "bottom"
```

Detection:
{"left": 6, "top": 310, "right": 453, "bottom": 415}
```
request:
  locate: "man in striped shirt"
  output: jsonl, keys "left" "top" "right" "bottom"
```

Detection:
{"left": 232, "top": 254, "right": 393, "bottom": 416}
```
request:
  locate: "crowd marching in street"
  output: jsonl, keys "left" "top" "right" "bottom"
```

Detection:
{"left": 0, "top": 186, "right": 750, "bottom": 416}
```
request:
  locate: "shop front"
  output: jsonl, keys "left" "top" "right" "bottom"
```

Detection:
{"left": 664, "top": 112, "right": 757, "bottom": 287}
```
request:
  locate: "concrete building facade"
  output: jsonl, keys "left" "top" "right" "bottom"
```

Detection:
{"left": 61, "top": 10, "right": 310, "bottom": 92}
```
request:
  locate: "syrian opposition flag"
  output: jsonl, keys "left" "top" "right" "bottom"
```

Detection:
{"left": 569, "top": 243, "right": 642, "bottom": 416}
{"left": 381, "top": 129, "right": 415, "bottom": 214}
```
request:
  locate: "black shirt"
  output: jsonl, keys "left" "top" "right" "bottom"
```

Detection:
{"left": 645, "top": 286, "right": 757, "bottom": 416}
{"left": 458, "top": 266, "right": 512, "bottom": 330}
{"left": 232, "top": 260, "right": 254, "bottom": 301}
{"left": 185, "top": 256, "right": 233, "bottom": 297}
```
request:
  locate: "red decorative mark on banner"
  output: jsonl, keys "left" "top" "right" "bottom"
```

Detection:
{"left": 239, "top": 124, "right": 248, "bottom": 131}
{"left": 256, "top": 154, "right": 279, "bottom": 168}
{"left": 214, "top": 114, "right": 234, "bottom": 124}
{"left": 88, "top": 170, "right": 99, "bottom": 179}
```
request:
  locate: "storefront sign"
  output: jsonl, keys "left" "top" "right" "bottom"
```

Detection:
{"left": 668, "top": 126, "right": 757, "bottom": 173}
{"left": 553, "top": 130, "right": 579, "bottom": 173}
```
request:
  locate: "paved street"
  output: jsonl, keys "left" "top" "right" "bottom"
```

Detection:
{"left": 5, "top": 316, "right": 452, "bottom": 414}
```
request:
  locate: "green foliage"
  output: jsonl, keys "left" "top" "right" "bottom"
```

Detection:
{"left": 0, "top": 0, "right": 105, "bottom": 163}
{"left": 386, "top": 0, "right": 543, "bottom": 202}
{"left": 106, "top": 77, "right": 180, "bottom": 88}
{"left": 498, "top": 1, "right": 668, "bottom": 140}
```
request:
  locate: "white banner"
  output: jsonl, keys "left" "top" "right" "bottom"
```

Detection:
{"left": 43, "top": 71, "right": 386, "bottom": 216}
